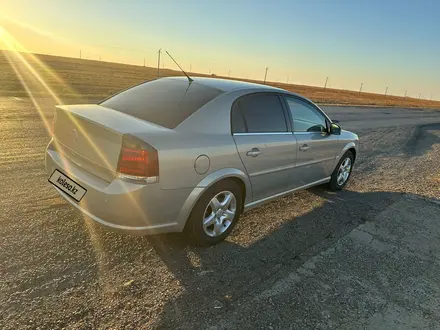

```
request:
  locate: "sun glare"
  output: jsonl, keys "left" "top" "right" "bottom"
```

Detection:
{"left": 1, "top": 22, "right": 117, "bottom": 169}
{"left": 2, "top": 19, "right": 148, "bottom": 229}
{"left": 0, "top": 20, "right": 137, "bottom": 272}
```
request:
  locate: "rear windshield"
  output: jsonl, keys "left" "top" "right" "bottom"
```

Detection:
{"left": 100, "top": 78, "right": 223, "bottom": 128}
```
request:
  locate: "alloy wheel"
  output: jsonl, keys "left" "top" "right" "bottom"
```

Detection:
{"left": 202, "top": 191, "right": 237, "bottom": 237}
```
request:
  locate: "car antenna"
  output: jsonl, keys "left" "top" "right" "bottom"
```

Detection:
{"left": 165, "top": 50, "right": 193, "bottom": 83}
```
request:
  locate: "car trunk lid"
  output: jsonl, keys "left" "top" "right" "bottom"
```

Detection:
{"left": 53, "top": 104, "right": 167, "bottom": 182}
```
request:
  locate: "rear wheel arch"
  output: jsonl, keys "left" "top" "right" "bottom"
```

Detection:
{"left": 198, "top": 176, "right": 247, "bottom": 213}
{"left": 184, "top": 178, "right": 244, "bottom": 245}
{"left": 196, "top": 168, "right": 251, "bottom": 203}
{"left": 176, "top": 169, "right": 251, "bottom": 233}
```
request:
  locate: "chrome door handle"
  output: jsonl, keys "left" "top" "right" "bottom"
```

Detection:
{"left": 299, "top": 144, "right": 309, "bottom": 151}
{"left": 246, "top": 148, "right": 262, "bottom": 157}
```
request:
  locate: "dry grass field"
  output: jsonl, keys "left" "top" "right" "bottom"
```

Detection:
{"left": 1, "top": 49, "right": 439, "bottom": 109}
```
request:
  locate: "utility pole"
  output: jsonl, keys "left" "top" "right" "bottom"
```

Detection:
{"left": 324, "top": 77, "right": 328, "bottom": 90}
{"left": 143, "top": 58, "right": 145, "bottom": 67}
{"left": 430, "top": 94, "right": 432, "bottom": 100}
{"left": 228, "top": 69, "right": 231, "bottom": 77}
{"left": 157, "top": 49, "right": 161, "bottom": 78}
{"left": 263, "top": 67, "right": 269, "bottom": 84}
{"left": 80, "top": 49, "right": 82, "bottom": 59}
{"left": 190, "top": 64, "right": 192, "bottom": 72}
{"left": 287, "top": 76, "right": 289, "bottom": 84}
{"left": 404, "top": 90, "right": 407, "bottom": 97}
{"left": 359, "top": 82, "right": 363, "bottom": 94}
{"left": 99, "top": 55, "right": 101, "bottom": 61}
{"left": 419, "top": 93, "right": 421, "bottom": 99}
{"left": 385, "top": 86, "right": 388, "bottom": 95}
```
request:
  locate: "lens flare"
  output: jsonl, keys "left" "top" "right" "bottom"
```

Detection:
{"left": 2, "top": 22, "right": 154, "bottom": 231}
{"left": 1, "top": 26, "right": 118, "bottom": 172}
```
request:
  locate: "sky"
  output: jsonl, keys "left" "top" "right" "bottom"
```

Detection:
{"left": 0, "top": 0, "right": 439, "bottom": 99}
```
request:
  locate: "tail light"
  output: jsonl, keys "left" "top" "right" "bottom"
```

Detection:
{"left": 117, "top": 135, "right": 159, "bottom": 183}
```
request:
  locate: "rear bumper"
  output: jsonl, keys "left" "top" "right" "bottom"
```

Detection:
{"left": 54, "top": 187, "right": 181, "bottom": 235}
{"left": 45, "top": 139, "right": 194, "bottom": 235}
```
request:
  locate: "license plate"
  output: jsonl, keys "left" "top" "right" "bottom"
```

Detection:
{"left": 48, "top": 170, "right": 87, "bottom": 202}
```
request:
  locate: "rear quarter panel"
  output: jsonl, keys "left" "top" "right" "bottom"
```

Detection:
{"left": 137, "top": 131, "right": 246, "bottom": 191}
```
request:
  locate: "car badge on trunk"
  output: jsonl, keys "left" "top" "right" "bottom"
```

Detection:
{"left": 71, "top": 128, "right": 78, "bottom": 143}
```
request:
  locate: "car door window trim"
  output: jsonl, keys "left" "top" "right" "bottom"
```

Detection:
{"left": 233, "top": 132, "right": 293, "bottom": 136}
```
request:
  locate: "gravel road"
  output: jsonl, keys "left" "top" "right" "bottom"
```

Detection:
{"left": 1, "top": 97, "right": 440, "bottom": 329}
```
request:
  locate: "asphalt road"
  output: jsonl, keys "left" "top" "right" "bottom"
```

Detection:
{"left": 1, "top": 97, "right": 440, "bottom": 329}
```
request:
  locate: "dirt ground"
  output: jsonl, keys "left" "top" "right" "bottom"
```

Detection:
{"left": 1, "top": 95, "right": 440, "bottom": 329}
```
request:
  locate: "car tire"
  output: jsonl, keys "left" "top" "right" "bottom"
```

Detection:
{"left": 185, "top": 179, "right": 242, "bottom": 246}
{"left": 328, "top": 150, "right": 354, "bottom": 191}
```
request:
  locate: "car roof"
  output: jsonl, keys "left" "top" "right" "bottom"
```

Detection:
{"left": 165, "top": 76, "right": 284, "bottom": 93}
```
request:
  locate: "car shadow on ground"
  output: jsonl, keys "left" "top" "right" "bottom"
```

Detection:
{"left": 138, "top": 188, "right": 422, "bottom": 329}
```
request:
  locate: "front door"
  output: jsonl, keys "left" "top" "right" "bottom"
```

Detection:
{"left": 283, "top": 96, "right": 340, "bottom": 187}
{"left": 232, "top": 93, "right": 298, "bottom": 201}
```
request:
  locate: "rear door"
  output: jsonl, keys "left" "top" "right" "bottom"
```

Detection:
{"left": 232, "top": 93, "right": 298, "bottom": 201}
{"left": 283, "top": 96, "right": 340, "bottom": 187}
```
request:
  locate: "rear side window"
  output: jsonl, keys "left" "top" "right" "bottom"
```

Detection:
{"left": 101, "top": 79, "right": 223, "bottom": 129}
{"left": 231, "top": 94, "right": 287, "bottom": 133}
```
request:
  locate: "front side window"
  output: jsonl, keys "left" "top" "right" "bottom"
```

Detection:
{"left": 231, "top": 94, "right": 287, "bottom": 133}
{"left": 285, "top": 97, "right": 327, "bottom": 133}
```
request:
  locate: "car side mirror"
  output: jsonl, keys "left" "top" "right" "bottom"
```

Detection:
{"left": 330, "top": 123, "right": 341, "bottom": 135}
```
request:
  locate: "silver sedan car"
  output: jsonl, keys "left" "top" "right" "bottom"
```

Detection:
{"left": 46, "top": 77, "right": 359, "bottom": 245}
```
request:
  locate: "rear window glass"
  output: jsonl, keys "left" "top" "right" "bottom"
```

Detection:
{"left": 100, "top": 78, "right": 224, "bottom": 128}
